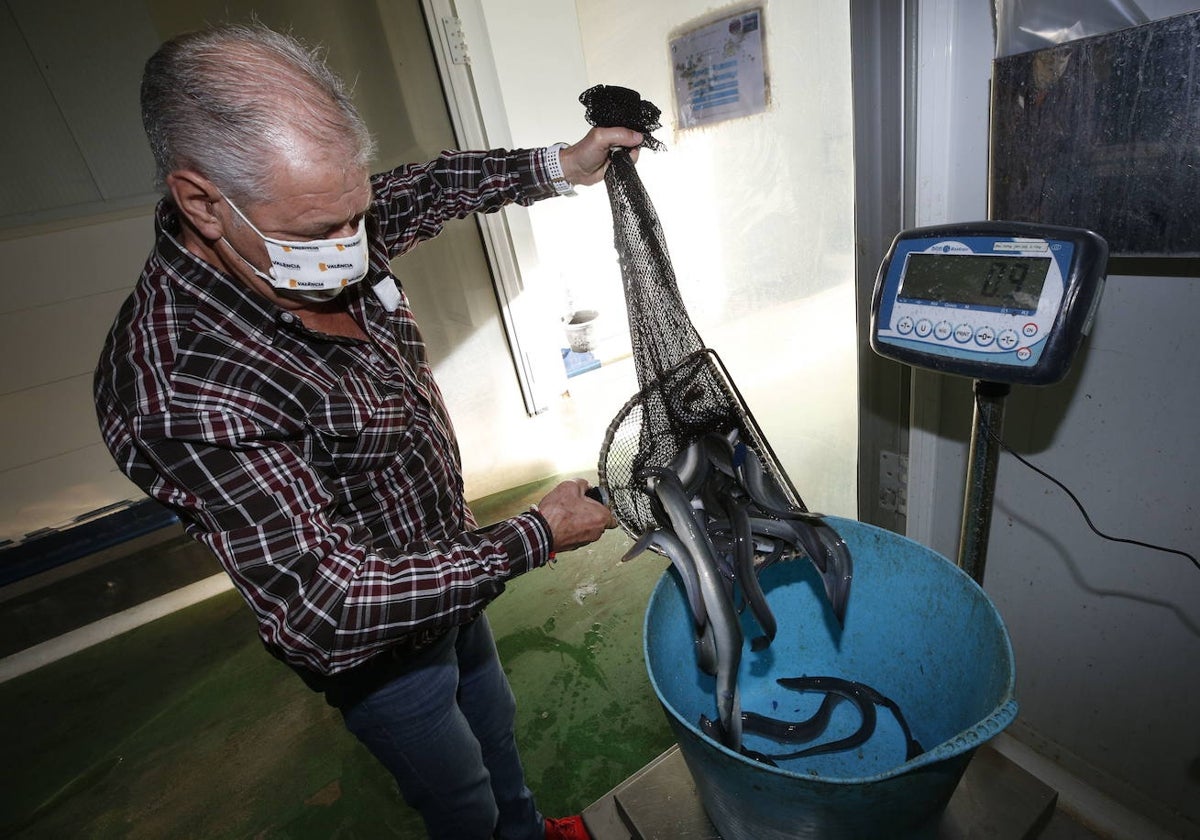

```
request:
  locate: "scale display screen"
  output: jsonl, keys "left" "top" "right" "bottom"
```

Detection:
{"left": 870, "top": 222, "right": 1108, "bottom": 385}
{"left": 898, "top": 253, "right": 1051, "bottom": 314}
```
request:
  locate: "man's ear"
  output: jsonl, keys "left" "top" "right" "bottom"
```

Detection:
{"left": 166, "top": 169, "right": 225, "bottom": 241}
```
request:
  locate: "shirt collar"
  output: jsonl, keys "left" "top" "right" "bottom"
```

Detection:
{"left": 153, "top": 199, "right": 386, "bottom": 345}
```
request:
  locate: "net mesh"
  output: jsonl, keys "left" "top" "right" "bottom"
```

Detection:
{"left": 582, "top": 85, "right": 806, "bottom": 536}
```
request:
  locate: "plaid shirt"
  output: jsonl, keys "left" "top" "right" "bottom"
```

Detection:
{"left": 96, "top": 149, "right": 560, "bottom": 680}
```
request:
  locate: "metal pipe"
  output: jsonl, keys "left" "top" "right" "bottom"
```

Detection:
{"left": 957, "top": 380, "right": 1010, "bottom": 583}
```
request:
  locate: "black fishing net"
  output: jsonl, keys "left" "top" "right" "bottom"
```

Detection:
{"left": 583, "top": 85, "right": 807, "bottom": 536}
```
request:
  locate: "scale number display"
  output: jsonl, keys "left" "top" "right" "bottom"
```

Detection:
{"left": 871, "top": 222, "right": 1107, "bottom": 385}
{"left": 899, "top": 252, "right": 1049, "bottom": 313}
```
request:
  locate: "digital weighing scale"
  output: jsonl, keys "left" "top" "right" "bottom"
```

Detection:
{"left": 871, "top": 220, "right": 1109, "bottom": 581}
{"left": 871, "top": 221, "right": 1107, "bottom": 387}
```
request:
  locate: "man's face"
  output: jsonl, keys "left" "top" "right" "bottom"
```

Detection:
{"left": 221, "top": 139, "right": 372, "bottom": 309}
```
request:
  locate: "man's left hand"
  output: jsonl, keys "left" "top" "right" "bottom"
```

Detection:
{"left": 536, "top": 477, "right": 618, "bottom": 554}
{"left": 558, "top": 127, "right": 644, "bottom": 187}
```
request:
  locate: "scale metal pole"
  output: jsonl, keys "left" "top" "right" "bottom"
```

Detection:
{"left": 957, "top": 380, "right": 1011, "bottom": 583}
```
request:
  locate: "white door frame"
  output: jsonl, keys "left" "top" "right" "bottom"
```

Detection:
{"left": 421, "top": 0, "right": 551, "bottom": 415}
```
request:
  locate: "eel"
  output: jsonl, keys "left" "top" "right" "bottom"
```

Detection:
{"left": 727, "top": 446, "right": 852, "bottom": 625}
{"left": 770, "top": 676, "right": 924, "bottom": 762}
{"left": 639, "top": 466, "right": 744, "bottom": 750}
{"left": 700, "top": 431, "right": 738, "bottom": 478}
{"left": 849, "top": 680, "right": 925, "bottom": 761}
{"left": 737, "top": 446, "right": 824, "bottom": 523}
{"left": 767, "top": 676, "right": 877, "bottom": 760}
{"left": 776, "top": 516, "right": 854, "bottom": 626}
{"left": 697, "top": 692, "right": 839, "bottom": 767}
{"left": 669, "top": 440, "right": 708, "bottom": 498}
{"left": 622, "top": 526, "right": 717, "bottom": 676}
{"left": 742, "top": 691, "right": 840, "bottom": 743}
{"left": 697, "top": 715, "right": 781, "bottom": 767}
{"left": 811, "top": 520, "right": 853, "bottom": 625}
{"left": 721, "top": 493, "right": 776, "bottom": 651}
{"left": 622, "top": 527, "right": 707, "bottom": 629}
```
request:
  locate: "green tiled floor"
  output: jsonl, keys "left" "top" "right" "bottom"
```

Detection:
{"left": 1, "top": 476, "right": 675, "bottom": 838}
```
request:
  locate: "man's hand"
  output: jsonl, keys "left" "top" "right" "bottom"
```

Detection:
{"left": 536, "top": 478, "right": 618, "bottom": 553}
{"left": 558, "top": 127, "right": 644, "bottom": 187}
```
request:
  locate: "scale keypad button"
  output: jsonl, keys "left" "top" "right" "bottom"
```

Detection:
{"left": 974, "top": 326, "right": 996, "bottom": 346}
{"left": 934, "top": 321, "right": 953, "bottom": 340}
{"left": 954, "top": 324, "right": 974, "bottom": 343}
{"left": 915, "top": 319, "right": 933, "bottom": 338}
{"left": 896, "top": 316, "right": 915, "bottom": 335}
{"left": 998, "top": 330, "right": 1019, "bottom": 350}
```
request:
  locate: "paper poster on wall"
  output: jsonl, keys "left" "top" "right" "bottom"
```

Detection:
{"left": 670, "top": 8, "right": 768, "bottom": 130}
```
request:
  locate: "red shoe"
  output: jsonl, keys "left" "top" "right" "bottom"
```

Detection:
{"left": 544, "top": 815, "right": 591, "bottom": 840}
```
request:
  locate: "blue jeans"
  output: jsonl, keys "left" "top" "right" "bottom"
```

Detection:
{"left": 341, "top": 615, "right": 543, "bottom": 840}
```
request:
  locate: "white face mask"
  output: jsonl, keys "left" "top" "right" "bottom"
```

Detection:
{"left": 222, "top": 195, "right": 369, "bottom": 301}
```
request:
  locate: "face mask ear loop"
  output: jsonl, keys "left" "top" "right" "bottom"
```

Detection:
{"left": 222, "top": 194, "right": 269, "bottom": 240}
{"left": 219, "top": 194, "right": 278, "bottom": 284}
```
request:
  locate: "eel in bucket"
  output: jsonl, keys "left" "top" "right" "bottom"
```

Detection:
{"left": 622, "top": 428, "right": 888, "bottom": 757}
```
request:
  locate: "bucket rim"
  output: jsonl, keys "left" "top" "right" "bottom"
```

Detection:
{"left": 641, "top": 516, "right": 1019, "bottom": 784}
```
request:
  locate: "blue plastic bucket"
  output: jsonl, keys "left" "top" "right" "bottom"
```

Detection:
{"left": 644, "top": 516, "right": 1017, "bottom": 839}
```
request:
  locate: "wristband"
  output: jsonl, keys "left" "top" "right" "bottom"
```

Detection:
{"left": 546, "top": 143, "right": 577, "bottom": 196}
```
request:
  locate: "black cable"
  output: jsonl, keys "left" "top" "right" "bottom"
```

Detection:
{"left": 978, "top": 398, "right": 1199, "bottom": 572}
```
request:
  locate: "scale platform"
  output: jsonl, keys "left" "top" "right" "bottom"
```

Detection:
{"left": 582, "top": 743, "right": 1057, "bottom": 839}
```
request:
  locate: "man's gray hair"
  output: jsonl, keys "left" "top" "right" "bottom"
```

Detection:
{"left": 141, "top": 23, "right": 376, "bottom": 204}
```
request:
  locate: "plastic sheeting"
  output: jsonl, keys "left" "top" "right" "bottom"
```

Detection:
{"left": 994, "top": 0, "right": 1148, "bottom": 56}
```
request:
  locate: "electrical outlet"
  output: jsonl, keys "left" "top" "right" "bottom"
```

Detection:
{"left": 879, "top": 450, "right": 908, "bottom": 514}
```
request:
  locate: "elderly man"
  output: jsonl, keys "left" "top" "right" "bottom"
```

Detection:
{"left": 94, "top": 23, "right": 641, "bottom": 840}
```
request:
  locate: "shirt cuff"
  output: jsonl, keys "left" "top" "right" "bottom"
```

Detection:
{"left": 484, "top": 509, "right": 555, "bottom": 575}
{"left": 544, "top": 143, "right": 577, "bottom": 196}
{"left": 522, "top": 146, "right": 576, "bottom": 200}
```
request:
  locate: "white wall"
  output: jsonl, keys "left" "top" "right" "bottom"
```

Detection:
{"left": 0, "top": 212, "right": 155, "bottom": 543}
{"left": 912, "top": 0, "right": 1200, "bottom": 830}
{"left": 569, "top": 0, "right": 860, "bottom": 516}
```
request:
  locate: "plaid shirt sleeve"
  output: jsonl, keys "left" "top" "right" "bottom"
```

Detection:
{"left": 94, "top": 147, "right": 563, "bottom": 677}
{"left": 370, "top": 146, "right": 559, "bottom": 259}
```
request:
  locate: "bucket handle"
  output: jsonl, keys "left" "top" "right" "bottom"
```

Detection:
{"left": 894, "top": 698, "right": 1019, "bottom": 775}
